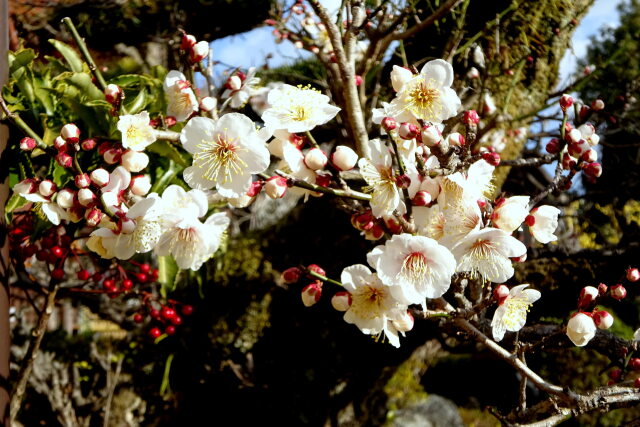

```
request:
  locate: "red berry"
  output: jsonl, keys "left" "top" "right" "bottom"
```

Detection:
{"left": 161, "top": 307, "right": 176, "bottom": 320}
{"left": 121, "top": 279, "right": 134, "bottom": 290}
{"left": 103, "top": 279, "right": 116, "bottom": 291}
{"left": 150, "top": 269, "right": 159, "bottom": 281}
{"left": 165, "top": 325, "right": 176, "bottom": 335}
{"left": 630, "top": 358, "right": 640, "bottom": 370}
{"left": 635, "top": 378, "right": 640, "bottom": 388}
{"left": 92, "top": 272, "right": 103, "bottom": 282}
{"left": 139, "top": 263, "right": 151, "bottom": 273}
{"left": 171, "top": 315, "right": 183, "bottom": 326}
{"left": 150, "top": 309, "right": 161, "bottom": 320}
{"left": 136, "top": 273, "right": 148, "bottom": 283}
{"left": 51, "top": 268, "right": 65, "bottom": 280}
{"left": 36, "top": 250, "right": 48, "bottom": 261}
{"left": 149, "top": 327, "right": 162, "bottom": 339}
{"left": 181, "top": 305, "right": 194, "bottom": 316}
{"left": 77, "top": 270, "right": 90, "bottom": 280}
{"left": 133, "top": 313, "right": 144, "bottom": 323}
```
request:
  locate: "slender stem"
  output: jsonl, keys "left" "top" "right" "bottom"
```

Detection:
{"left": 61, "top": 17, "right": 107, "bottom": 91}
{"left": 10, "top": 282, "right": 60, "bottom": 423}
{"left": 398, "top": 40, "right": 408, "bottom": 67}
{"left": 305, "top": 131, "right": 320, "bottom": 149}
{"left": 308, "top": 270, "right": 343, "bottom": 287}
{"left": 154, "top": 129, "right": 181, "bottom": 142}
{"left": 388, "top": 136, "right": 412, "bottom": 218}
{"left": 274, "top": 169, "right": 371, "bottom": 201}
{"left": 0, "top": 94, "right": 47, "bottom": 150}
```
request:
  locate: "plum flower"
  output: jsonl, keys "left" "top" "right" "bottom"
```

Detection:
{"left": 451, "top": 227, "right": 526, "bottom": 283}
{"left": 492, "top": 196, "right": 530, "bottom": 233}
{"left": 567, "top": 312, "right": 597, "bottom": 347}
{"left": 528, "top": 205, "right": 561, "bottom": 244}
{"left": 261, "top": 84, "right": 340, "bottom": 133}
{"left": 180, "top": 114, "right": 270, "bottom": 198}
{"left": 117, "top": 111, "right": 156, "bottom": 151}
{"left": 340, "top": 264, "right": 408, "bottom": 347}
{"left": 491, "top": 284, "right": 541, "bottom": 341}
{"left": 164, "top": 70, "right": 199, "bottom": 122}
{"left": 222, "top": 67, "right": 260, "bottom": 109}
{"left": 367, "top": 234, "right": 456, "bottom": 307}
{"left": 14, "top": 180, "right": 69, "bottom": 225}
{"left": 388, "top": 59, "right": 461, "bottom": 124}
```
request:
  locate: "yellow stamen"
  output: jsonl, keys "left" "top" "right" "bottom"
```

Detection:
{"left": 194, "top": 129, "right": 247, "bottom": 184}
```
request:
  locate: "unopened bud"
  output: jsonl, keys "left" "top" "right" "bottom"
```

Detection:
{"left": 264, "top": 176, "right": 288, "bottom": 199}
{"left": 611, "top": 284, "right": 627, "bottom": 300}
{"left": 246, "top": 181, "right": 264, "bottom": 197}
{"left": 593, "top": 310, "right": 614, "bottom": 330}
{"left": 61, "top": 123, "right": 80, "bottom": 143}
{"left": 75, "top": 173, "right": 91, "bottom": 188}
{"left": 84, "top": 208, "right": 104, "bottom": 227}
{"left": 56, "top": 152, "right": 73, "bottom": 168}
{"left": 566, "top": 312, "right": 596, "bottom": 347}
{"left": 598, "top": 283, "right": 608, "bottom": 295}
{"left": 227, "top": 75, "right": 242, "bottom": 91}
{"left": 354, "top": 75, "right": 363, "bottom": 86}
{"left": 482, "top": 152, "right": 501, "bottom": 166}
{"left": 383, "top": 217, "right": 402, "bottom": 234}
{"left": 421, "top": 125, "right": 442, "bottom": 147}
{"left": 560, "top": 94, "right": 573, "bottom": 112}
{"left": 130, "top": 175, "right": 151, "bottom": 196}
{"left": 494, "top": 284, "right": 509, "bottom": 303}
{"left": 14, "top": 178, "right": 38, "bottom": 195}
{"left": 189, "top": 40, "right": 209, "bottom": 63}
{"left": 307, "top": 264, "right": 326, "bottom": 278}
{"left": 56, "top": 188, "right": 76, "bottom": 209}
{"left": 90, "top": 168, "right": 110, "bottom": 187}
{"left": 580, "top": 149, "right": 598, "bottom": 163}
{"left": 364, "top": 223, "right": 385, "bottom": 240}
{"left": 301, "top": 281, "right": 323, "bottom": 307}
{"left": 395, "top": 174, "right": 411, "bottom": 189}
{"left": 392, "top": 311, "right": 414, "bottom": 333}
{"left": 352, "top": 212, "right": 375, "bottom": 231}
{"left": 545, "top": 138, "right": 560, "bottom": 154}
{"left": 463, "top": 110, "right": 480, "bottom": 126}
{"left": 81, "top": 138, "right": 97, "bottom": 151}
{"left": 199, "top": 96, "right": 217, "bottom": 112}
{"left": 282, "top": 267, "right": 302, "bottom": 284}
{"left": 582, "top": 162, "right": 602, "bottom": 178}
{"left": 627, "top": 268, "right": 640, "bottom": 282}
{"left": 105, "top": 84, "right": 122, "bottom": 104}
{"left": 180, "top": 33, "right": 197, "bottom": 50}
{"left": 331, "top": 146, "right": 358, "bottom": 171}
{"left": 381, "top": 117, "right": 397, "bottom": 132}
{"left": 412, "top": 190, "right": 431, "bottom": 207}
{"left": 579, "top": 286, "right": 599, "bottom": 308}
{"left": 78, "top": 188, "right": 96, "bottom": 207}
{"left": 54, "top": 136, "right": 67, "bottom": 151}
{"left": 104, "top": 148, "right": 122, "bottom": 164}
{"left": 579, "top": 105, "right": 591, "bottom": 121}
{"left": 20, "top": 137, "right": 36, "bottom": 151}
{"left": 39, "top": 180, "right": 57, "bottom": 197}
{"left": 467, "top": 67, "right": 480, "bottom": 79}
{"left": 446, "top": 132, "right": 465, "bottom": 147}
{"left": 562, "top": 153, "right": 576, "bottom": 170}
{"left": 121, "top": 150, "right": 149, "bottom": 173}
{"left": 331, "top": 291, "right": 352, "bottom": 311}
{"left": 398, "top": 122, "right": 419, "bottom": 140}
{"left": 304, "top": 148, "right": 328, "bottom": 170}
{"left": 591, "top": 99, "right": 605, "bottom": 111}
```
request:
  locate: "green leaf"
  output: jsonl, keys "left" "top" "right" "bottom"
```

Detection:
{"left": 52, "top": 162, "right": 71, "bottom": 187}
{"left": 109, "top": 74, "right": 159, "bottom": 88}
{"left": 5, "top": 194, "right": 29, "bottom": 214}
{"left": 124, "top": 88, "right": 148, "bottom": 114}
{"left": 158, "top": 255, "right": 179, "bottom": 299}
{"left": 49, "top": 39, "right": 83, "bottom": 73}
{"left": 147, "top": 141, "right": 189, "bottom": 167}
{"left": 9, "top": 49, "right": 36, "bottom": 75}
{"left": 65, "top": 72, "right": 103, "bottom": 101}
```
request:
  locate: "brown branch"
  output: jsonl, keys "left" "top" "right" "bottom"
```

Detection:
{"left": 390, "top": 0, "right": 463, "bottom": 41}
{"left": 499, "top": 154, "right": 555, "bottom": 167}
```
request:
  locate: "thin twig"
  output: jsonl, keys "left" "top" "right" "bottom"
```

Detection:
{"left": 61, "top": 17, "right": 107, "bottom": 91}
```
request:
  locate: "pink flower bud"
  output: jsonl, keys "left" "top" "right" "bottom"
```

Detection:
{"left": 199, "top": 96, "right": 217, "bottom": 112}
{"left": 331, "top": 146, "right": 358, "bottom": 171}
{"left": 580, "top": 149, "right": 598, "bottom": 163}
{"left": 381, "top": 117, "right": 397, "bottom": 132}
{"left": 398, "top": 122, "right": 419, "bottom": 140}
{"left": 105, "top": 148, "right": 124, "bottom": 165}
{"left": 611, "top": 284, "right": 627, "bottom": 300}
{"left": 90, "top": 168, "right": 110, "bottom": 187}
{"left": 354, "top": 75, "right": 363, "bottom": 86}
{"left": 593, "top": 310, "right": 614, "bottom": 330}
{"left": 566, "top": 312, "right": 596, "bottom": 347}
{"left": 56, "top": 188, "right": 76, "bottom": 209}
{"left": 364, "top": 223, "right": 385, "bottom": 240}
{"left": 579, "top": 286, "right": 599, "bottom": 308}
{"left": 180, "top": 33, "right": 197, "bottom": 50}
{"left": 383, "top": 217, "right": 402, "bottom": 234}
{"left": 560, "top": 94, "right": 573, "bottom": 112}
{"left": 463, "top": 110, "right": 480, "bottom": 126}
{"left": 591, "top": 99, "right": 605, "bottom": 111}
{"left": 545, "top": 138, "right": 560, "bottom": 154}
{"left": 81, "top": 138, "right": 97, "bottom": 151}
{"left": 627, "top": 268, "right": 640, "bottom": 282}
{"left": 20, "top": 137, "right": 36, "bottom": 151}
{"left": 392, "top": 311, "right": 414, "bottom": 333}
{"left": 121, "top": 150, "right": 149, "bottom": 172}
{"left": 582, "top": 162, "right": 602, "bottom": 178}
{"left": 307, "top": 264, "right": 326, "bottom": 278}
{"left": 61, "top": 123, "right": 80, "bottom": 143}
{"left": 352, "top": 212, "right": 375, "bottom": 231}
{"left": 494, "top": 284, "right": 509, "bottom": 303}
{"left": 38, "top": 180, "right": 57, "bottom": 197}
{"left": 412, "top": 190, "right": 431, "bottom": 207}
{"left": 598, "top": 283, "right": 608, "bottom": 295}
{"left": 421, "top": 125, "right": 442, "bottom": 147}
{"left": 482, "top": 152, "right": 501, "bottom": 166}
{"left": 467, "top": 67, "right": 480, "bottom": 79}
{"left": 579, "top": 105, "right": 590, "bottom": 121}
{"left": 264, "top": 176, "right": 288, "bottom": 199}
{"left": 304, "top": 148, "right": 328, "bottom": 170}
{"left": 331, "top": 291, "right": 352, "bottom": 311}
{"left": 395, "top": 174, "right": 411, "bottom": 189}
{"left": 282, "top": 267, "right": 302, "bottom": 284}
{"left": 301, "top": 281, "right": 323, "bottom": 307}
{"left": 189, "top": 40, "right": 209, "bottom": 63}
{"left": 130, "top": 175, "right": 151, "bottom": 196}
{"left": 75, "top": 173, "right": 91, "bottom": 189}
{"left": 14, "top": 178, "right": 38, "bottom": 195}
{"left": 78, "top": 188, "right": 96, "bottom": 207}
{"left": 568, "top": 128, "right": 582, "bottom": 144}
{"left": 246, "top": 181, "right": 264, "bottom": 197}
{"left": 226, "top": 75, "right": 242, "bottom": 91}
{"left": 105, "top": 84, "right": 122, "bottom": 104}
{"left": 54, "top": 136, "right": 67, "bottom": 151}
{"left": 446, "top": 132, "right": 465, "bottom": 147}
{"left": 561, "top": 153, "right": 576, "bottom": 170}
{"left": 55, "top": 152, "right": 73, "bottom": 168}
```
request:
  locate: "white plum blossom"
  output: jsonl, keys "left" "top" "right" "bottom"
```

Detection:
{"left": 451, "top": 227, "right": 526, "bottom": 283}
{"left": 180, "top": 114, "right": 270, "bottom": 198}
{"left": 367, "top": 234, "right": 456, "bottom": 307}
{"left": 492, "top": 196, "right": 530, "bottom": 233}
{"left": 164, "top": 70, "right": 199, "bottom": 122}
{"left": 340, "top": 264, "right": 409, "bottom": 348}
{"left": 529, "top": 205, "right": 561, "bottom": 244}
{"left": 117, "top": 111, "right": 156, "bottom": 151}
{"left": 261, "top": 84, "right": 341, "bottom": 133}
{"left": 491, "top": 284, "right": 541, "bottom": 341}
{"left": 388, "top": 59, "right": 461, "bottom": 124}
{"left": 222, "top": 68, "right": 260, "bottom": 109}
{"left": 390, "top": 65, "right": 413, "bottom": 92}
{"left": 101, "top": 166, "right": 131, "bottom": 214}
{"left": 567, "top": 312, "right": 597, "bottom": 347}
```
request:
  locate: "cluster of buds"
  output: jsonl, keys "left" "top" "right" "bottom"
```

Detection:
{"left": 281, "top": 264, "right": 327, "bottom": 307}
{"left": 180, "top": 32, "right": 209, "bottom": 64}
{"left": 351, "top": 210, "right": 404, "bottom": 241}
{"left": 136, "top": 300, "right": 194, "bottom": 339}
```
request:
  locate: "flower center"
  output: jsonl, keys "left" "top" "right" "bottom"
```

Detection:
{"left": 290, "top": 105, "right": 309, "bottom": 122}
{"left": 404, "top": 77, "right": 442, "bottom": 121}
{"left": 501, "top": 297, "right": 532, "bottom": 329}
{"left": 400, "top": 251, "right": 430, "bottom": 283}
{"left": 195, "top": 131, "right": 247, "bottom": 184}
{"left": 469, "top": 239, "right": 496, "bottom": 259}
{"left": 133, "top": 220, "right": 162, "bottom": 253}
{"left": 127, "top": 125, "right": 144, "bottom": 146}
{"left": 351, "top": 285, "right": 388, "bottom": 319}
